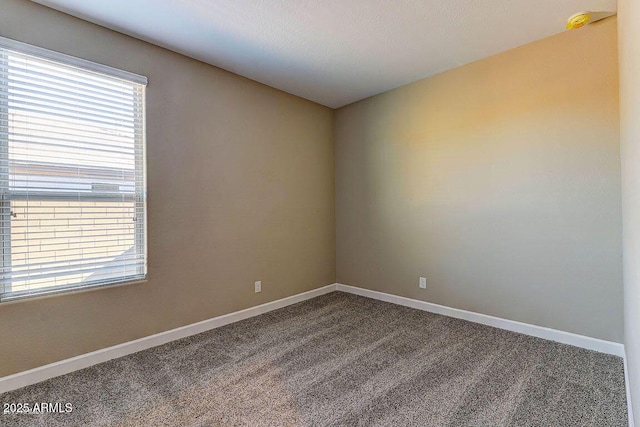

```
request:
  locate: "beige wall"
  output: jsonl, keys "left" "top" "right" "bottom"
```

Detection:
{"left": 619, "top": 0, "right": 640, "bottom": 422}
{"left": 0, "top": 0, "right": 335, "bottom": 376}
{"left": 335, "top": 18, "right": 623, "bottom": 342}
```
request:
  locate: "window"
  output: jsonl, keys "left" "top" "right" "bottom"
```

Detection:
{"left": 0, "top": 37, "right": 147, "bottom": 301}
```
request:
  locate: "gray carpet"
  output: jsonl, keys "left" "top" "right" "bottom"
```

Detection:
{"left": 0, "top": 292, "right": 628, "bottom": 426}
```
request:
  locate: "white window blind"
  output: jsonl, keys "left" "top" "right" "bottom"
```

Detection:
{"left": 0, "top": 37, "right": 147, "bottom": 301}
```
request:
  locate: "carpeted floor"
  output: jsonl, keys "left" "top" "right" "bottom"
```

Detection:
{"left": 0, "top": 292, "right": 628, "bottom": 426}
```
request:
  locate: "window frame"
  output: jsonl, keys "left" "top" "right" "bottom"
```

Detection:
{"left": 0, "top": 36, "right": 148, "bottom": 302}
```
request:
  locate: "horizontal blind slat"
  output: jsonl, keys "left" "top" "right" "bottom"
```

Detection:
{"left": 6, "top": 89, "right": 138, "bottom": 122}
{"left": 3, "top": 78, "right": 142, "bottom": 110}
{"left": 6, "top": 63, "right": 139, "bottom": 98}
{"left": 5, "top": 132, "right": 140, "bottom": 154}
{"left": 4, "top": 263, "right": 146, "bottom": 284}
{"left": 0, "top": 85, "right": 138, "bottom": 119}
{"left": 1, "top": 117, "right": 139, "bottom": 142}
{"left": 5, "top": 57, "right": 138, "bottom": 90}
{"left": 8, "top": 103, "right": 137, "bottom": 129}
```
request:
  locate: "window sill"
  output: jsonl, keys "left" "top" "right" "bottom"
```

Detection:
{"left": 0, "top": 277, "right": 148, "bottom": 305}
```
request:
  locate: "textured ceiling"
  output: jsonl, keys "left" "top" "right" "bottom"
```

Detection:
{"left": 32, "top": 0, "right": 617, "bottom": 108}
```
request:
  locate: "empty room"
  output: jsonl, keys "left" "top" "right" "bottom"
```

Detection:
{"left": 0, "top": 0, "right": 639, "bottom": 425}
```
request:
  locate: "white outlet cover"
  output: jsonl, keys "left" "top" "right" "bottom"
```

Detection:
{"left": 254, "top": 281, "right": 262, "bottom": 293}
{"left": 419, "top": 277, "right": 427, "bottom": 289}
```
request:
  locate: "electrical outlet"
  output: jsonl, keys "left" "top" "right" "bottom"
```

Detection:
{"left": 419, "top": 277, "right": 427, "bottom": 289}
{"left": 254, "top": 281, "right": 262, "bottom": 293}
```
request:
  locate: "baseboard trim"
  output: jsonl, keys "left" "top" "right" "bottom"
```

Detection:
{"left": 625, "top": 348, "right": 635, "bottom": 427}
{"left": 0, "top": 283, "right": 338, "bottom": 395}
{"left": 1, "top": 281, "right": 630, "bottom": 423}
{"left": 336, "top": 284, "right": 625, "bottom": 357}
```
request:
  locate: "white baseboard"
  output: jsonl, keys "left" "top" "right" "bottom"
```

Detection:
{"left": 2, "top": 281, "right": 632, "bottom": 425}
{"left": 625, "top": 348, "right": 635, "bottom": 427}
{"left": 0, "top": 283, "right": 338, "bottom": 395}
{"left": 336, "top": 284, "right": 625, "bottom": 357}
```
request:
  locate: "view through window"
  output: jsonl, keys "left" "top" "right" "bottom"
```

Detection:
{"left": 0, "top": 37, "right": 147, "bottom": 301}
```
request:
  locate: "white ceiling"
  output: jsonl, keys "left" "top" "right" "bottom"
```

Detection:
{"left": 32, "top": 0, "right": 617, "bottom": 108}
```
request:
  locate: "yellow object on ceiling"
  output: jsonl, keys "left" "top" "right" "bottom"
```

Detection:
{"left": 567, "top": 12, "right": 591, "bottom": 30}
